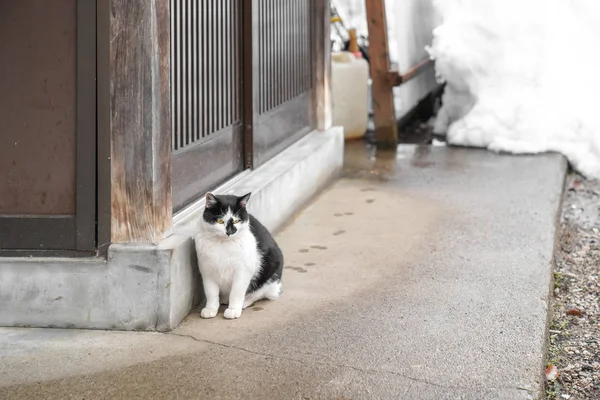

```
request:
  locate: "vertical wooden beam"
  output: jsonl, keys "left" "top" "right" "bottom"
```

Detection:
{"left": 365, "top": 0, "right": 398, "bottom": 147}
{"left": 314, "top": 0, "right": 332, "bottom": 131}
{"left": 75, "top": 0, "right": 97, "bottom": 250}
{"left": 97, "top": 0, "right": 112, "bottom": 252}
{"left": 242, "top": 0, "right": 256, "bottom": 169}
{"left": 109, "top": 0, "right": 172, "bottom": 243}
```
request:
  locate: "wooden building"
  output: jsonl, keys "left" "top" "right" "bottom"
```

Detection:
{"left": 0, "top": 0, "right": 341, "bottom": 331}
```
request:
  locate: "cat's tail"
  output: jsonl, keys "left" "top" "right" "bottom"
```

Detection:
{"left": 243, "top": 280, "right": 281, "bottom": 309}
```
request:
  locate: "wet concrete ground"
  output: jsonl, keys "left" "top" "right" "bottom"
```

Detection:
{"left": 0, "top": 143, "right": 566, "bottom": 399}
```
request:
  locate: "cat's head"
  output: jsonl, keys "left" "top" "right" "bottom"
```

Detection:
{"left": 201, "top": 192, "right": 251, "bottom": 238}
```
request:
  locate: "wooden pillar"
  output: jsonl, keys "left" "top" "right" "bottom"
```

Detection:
{"left": 107, "top": 0, "right": 172, "bottom": 244}
{"left": 366, "top": 0, "right": 398, "bottom": 147}
{"left": 242, "top": 0, "right": 256, "bottom": 169}
{"left": 314, "top": 0, "right": 332, "bottom": 131}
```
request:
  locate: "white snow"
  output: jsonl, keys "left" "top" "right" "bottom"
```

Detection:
{"left": 426, "top": 0, "right": 600, "bottom": 178}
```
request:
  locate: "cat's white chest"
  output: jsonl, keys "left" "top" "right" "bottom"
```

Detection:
{"left": 194, "top": 232, "right": 259, "bottom": 290}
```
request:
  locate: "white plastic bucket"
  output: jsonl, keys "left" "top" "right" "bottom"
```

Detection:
{"left": 331, "top": 51, "right": 369, "bottom": 140}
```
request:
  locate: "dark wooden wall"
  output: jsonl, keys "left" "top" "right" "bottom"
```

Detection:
{"left": 0, "top": 0, "right": 96, "bottom": 254}
{"left": 0, "top": 0, "right": 77, "bottom": 215}
{"left": 1, "top": 0, "right": 331, "bottom": 251}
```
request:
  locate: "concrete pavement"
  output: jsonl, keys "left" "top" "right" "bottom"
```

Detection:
{"left": 0, "top": 144, "right": 566, "bottom": 399}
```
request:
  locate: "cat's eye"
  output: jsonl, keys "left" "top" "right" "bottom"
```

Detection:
{"left": 217, "top": 219, "right": 224, "bottom": 224}
{"left": 234, "top": 219, "right": 240, "bottom": 224}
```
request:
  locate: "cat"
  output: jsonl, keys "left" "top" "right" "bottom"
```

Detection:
{"left": 194, "top": 192, "right": 284, "bottom": 319}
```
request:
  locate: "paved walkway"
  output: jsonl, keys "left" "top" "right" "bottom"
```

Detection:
{"left": 0, "top": 144, "right": 566, "bottom": 399}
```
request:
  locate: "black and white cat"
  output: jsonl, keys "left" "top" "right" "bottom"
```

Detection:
{"left": 194, "top": 192, "right": 284, "bottom": 319}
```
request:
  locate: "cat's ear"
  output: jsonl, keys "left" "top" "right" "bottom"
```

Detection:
{"left": 238, "top": 192, "right": 251, "bottom": 208}
{"left": 205, "top": 192, "right": 219, "bottom": 208}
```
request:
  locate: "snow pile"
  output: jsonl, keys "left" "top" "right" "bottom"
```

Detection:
{"left": 426, "top": 0, "right": 600, "bottom": 178}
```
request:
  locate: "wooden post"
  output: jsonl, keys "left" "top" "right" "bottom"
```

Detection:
{"left": 108, "top": 0, "right": 172, "bottom": 243}
{"left": 242, "top": 0, "right": 256, "bottom": 169}
{"left": 366, "top": 0, "right": 398, "bottom": 147}
{"left": 314, "top": 0, "right": 332, "bottom": 131}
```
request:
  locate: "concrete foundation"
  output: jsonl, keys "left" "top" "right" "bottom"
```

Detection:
{"left": 0, "top": 128, "right": 344, "bottom": 332}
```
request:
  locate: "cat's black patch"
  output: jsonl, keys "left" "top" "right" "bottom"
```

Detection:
{"left": 203, "top": 193, "right": 249, "bottom": 225}
{"left": 225, "top": 219, "right": 236, "bottom": 236}
{"left": 247, "top": 214, "right": 284, "bottom": 292}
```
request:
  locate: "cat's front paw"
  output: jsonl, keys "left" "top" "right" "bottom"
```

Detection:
{"left": 223, "top": 308, "right": 242, "bottom": 319}
{"left": 200, "top": 307, "right": 218, "bottom": 319}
